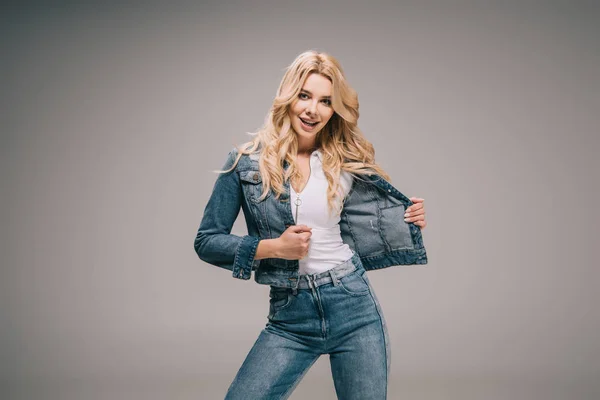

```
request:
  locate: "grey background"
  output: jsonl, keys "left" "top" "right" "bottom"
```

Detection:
{"left": 2, "top": 1, "right": 599, "bottom": 399}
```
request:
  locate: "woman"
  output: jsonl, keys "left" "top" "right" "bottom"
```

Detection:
{"left": 194, "top": 50, "right": 428, "bottom": 399}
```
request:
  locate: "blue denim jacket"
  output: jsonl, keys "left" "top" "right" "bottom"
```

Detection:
{"left": 194, "top": 148, "right": 428, "bottom": 288}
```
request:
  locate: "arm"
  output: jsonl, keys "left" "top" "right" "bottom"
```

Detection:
{"left": 193, "top": 149, "right": 261, "bottom": 280}
{"left": 254, "top": 238, "right": 281, "bottom": 260}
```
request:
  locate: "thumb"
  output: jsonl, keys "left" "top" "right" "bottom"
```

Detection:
{"left": 289, "top": 224, "right": 311, "bottom": 232}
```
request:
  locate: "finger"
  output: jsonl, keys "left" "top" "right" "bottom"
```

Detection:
{"left": 406, "top": 204, "right": 424, "bottom": 214}
{"left": 406, "top": 207, "right": 425, "bottom": 216}
{"left": 405, "top": 214, "right": 425, "bottom": 223}
{"left": 409, "top": 197, "right": 424, "bottom": 203}
{"left": 290, "top": 224, "right": 311, "bottom": 233}
{"left": 406, "top": 201, "right": 425, "bottom": 213}
{"left": 414, "top": 220, "right": 427, "bottom": 229}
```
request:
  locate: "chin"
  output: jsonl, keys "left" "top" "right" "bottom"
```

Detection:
{"left": 295, "top": 129, "right": 319, "bottom": 139}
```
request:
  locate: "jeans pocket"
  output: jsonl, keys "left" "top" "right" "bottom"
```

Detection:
{"left": 338, "top": 270, "right": 370, "bottom": 296}
{"left": 268, "top": 287, "right": 293, "bottom": 318}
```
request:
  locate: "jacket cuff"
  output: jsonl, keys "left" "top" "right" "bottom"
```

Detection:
{"left": 232, "top": 235, "right": 260, "bottom": 280}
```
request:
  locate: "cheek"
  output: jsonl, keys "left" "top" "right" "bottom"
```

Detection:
{"left": 321, "top": 109, "right": 335, "bottom": 123}
{"left": 290, "top": 101, "right": 305, "bottom": 114}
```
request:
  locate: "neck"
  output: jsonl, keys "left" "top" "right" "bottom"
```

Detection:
{"left": 297, "top": 144, "right": 318, "bottom": 157}
{"left": 297, "top": 148, "right": 317, "bottom": 158}
{"left": 297, "top": 135, "right": 318, "bottom": 156}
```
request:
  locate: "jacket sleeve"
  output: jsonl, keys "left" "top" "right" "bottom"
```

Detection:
{"left": 193, "top": 149, "right": 261, "bottom": 280}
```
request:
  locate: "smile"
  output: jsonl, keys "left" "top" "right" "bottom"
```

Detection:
{"left": 299, "top": 117, "right": 319, "bottom": 128}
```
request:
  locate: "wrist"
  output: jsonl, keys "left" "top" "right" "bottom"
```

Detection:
{"left": 268, "top": 238, "right": 281, "bottom": 258}
{"left": 255, "top": 238, "right": 281, "bottom": 260}
{"left": 269, "top": 238, "right": 282, "bottom": 258}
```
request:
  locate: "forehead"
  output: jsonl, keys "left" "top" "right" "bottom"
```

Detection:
{"left": 301, "top": 73, "right": 332, "bottom": 96}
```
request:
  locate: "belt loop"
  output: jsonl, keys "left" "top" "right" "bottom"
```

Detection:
{"left": 292, "top": 287, "right": 298, "bottom": 296}
{"left": 329, "top": 268, "right": 339, "bottom": 286}
{"left": 306, "top": 274, "right": 314, "bottom": 290}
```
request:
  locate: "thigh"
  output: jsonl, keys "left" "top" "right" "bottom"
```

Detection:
{"left": 327, "top": 271, "right": 390, "bottom": 399}
{"left": 225, "top": 329, "right": 320, "bottom": 400}
{"left": 328, "top": 320, "right": 388, "bottom": 399}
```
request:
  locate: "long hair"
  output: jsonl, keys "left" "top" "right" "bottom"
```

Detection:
{"left": 217, "top": 50, "right": 392, "bottom": 216}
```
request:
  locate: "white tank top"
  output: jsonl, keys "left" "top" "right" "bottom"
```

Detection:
{"left": 289, "top": 149, "right": 355, "bottom": 275}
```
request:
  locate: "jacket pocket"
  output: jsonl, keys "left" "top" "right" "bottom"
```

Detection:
{"left": 239, "top": 170, "right": 270, "bottom": 203}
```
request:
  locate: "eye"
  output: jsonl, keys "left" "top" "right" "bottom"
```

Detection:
{"left": 299, "top": 93, "right": 309, "bottom": 100}
{"left": 322, "top": 99, "right": 332, "bottom": 106}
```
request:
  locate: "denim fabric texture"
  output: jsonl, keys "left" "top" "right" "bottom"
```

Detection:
{"left": 194, "top": 148, "right": 428, "bottom": 288}
{"left": 224, "top": 252, "right": 390, "bottom": 399}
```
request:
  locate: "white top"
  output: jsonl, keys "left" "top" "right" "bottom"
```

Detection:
{"left": 289, "top": 149, "right": 356, "bottom": 275}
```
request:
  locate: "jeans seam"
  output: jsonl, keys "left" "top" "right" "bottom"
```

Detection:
{"left": 365, "top": 280, "right": 389, "bottom": 398}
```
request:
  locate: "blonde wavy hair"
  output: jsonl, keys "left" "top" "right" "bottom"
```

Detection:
{"left": 217, "top": 49, "right": 392, "bottom": 216}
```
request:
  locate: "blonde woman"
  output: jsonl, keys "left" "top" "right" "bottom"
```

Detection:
{"left": 194, "top": 50, "right": 428, "bottom": 399}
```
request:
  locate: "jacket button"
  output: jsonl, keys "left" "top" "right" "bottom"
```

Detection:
{"left": 253, "top": 172, "right": 259, "bottom": 181}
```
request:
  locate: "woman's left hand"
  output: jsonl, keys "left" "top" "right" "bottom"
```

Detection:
{"left": 405, "top": 197, "right": 427, "bottom": 229}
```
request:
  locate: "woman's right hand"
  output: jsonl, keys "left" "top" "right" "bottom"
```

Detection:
{"left": 275, "top": 225, "right": 312, "bottom": 260}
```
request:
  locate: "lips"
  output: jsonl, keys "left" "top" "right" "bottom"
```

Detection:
{"left": 299, "top": 117, "right": 319, "bottom": 126}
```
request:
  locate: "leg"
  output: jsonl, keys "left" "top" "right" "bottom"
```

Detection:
{"left": 225, "top": 328, "right": 320, "bottom": 400}
{"left": 327, "top": 271, "right": 390, "bottom": 399}
{"left": 328, "top": 322, "right": 389, "bottom": 399}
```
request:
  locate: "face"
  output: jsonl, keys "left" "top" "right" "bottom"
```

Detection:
{"left": 288, "top": 72, "right": 335, "bottom": 141}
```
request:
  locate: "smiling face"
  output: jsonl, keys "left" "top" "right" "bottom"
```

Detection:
{"left": 288, "top": 73, "right": 335, "bottom": 146}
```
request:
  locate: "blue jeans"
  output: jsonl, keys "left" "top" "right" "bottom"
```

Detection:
{"left": 225, "top": 252, "right": 391, "bottom": 399}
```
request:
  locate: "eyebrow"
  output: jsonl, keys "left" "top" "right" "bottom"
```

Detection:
{"left": 300, "top": 89, "right": 331, "bottom": 99}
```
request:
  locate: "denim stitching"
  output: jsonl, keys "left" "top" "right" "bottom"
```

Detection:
{"left": 365, "top": 276, "right": 390, "bottom": 396}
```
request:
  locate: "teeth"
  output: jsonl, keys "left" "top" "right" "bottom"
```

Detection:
{"left": 301, "top": 118, "right": 317, "bottom": 126}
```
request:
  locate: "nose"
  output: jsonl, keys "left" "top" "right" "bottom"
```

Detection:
{"left": 306, "top": 100, "right": 318, "bottom": 116}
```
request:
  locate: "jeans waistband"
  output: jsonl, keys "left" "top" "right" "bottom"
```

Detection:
{"left": 295, "top": 252, "right": 363, "bottom": 290}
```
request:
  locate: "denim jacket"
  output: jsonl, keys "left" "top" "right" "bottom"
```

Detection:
{"left": 194, "top": 148, "right": 428, "bottom": 288}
